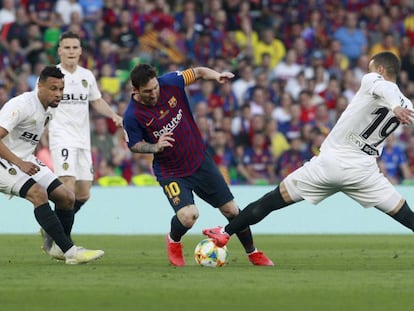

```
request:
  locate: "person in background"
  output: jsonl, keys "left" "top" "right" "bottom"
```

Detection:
{"left": 41, "top": 31, "right": 123, "bottom": 254}
{"left": 0, "top": 65, "right": 103, "bottom": 264}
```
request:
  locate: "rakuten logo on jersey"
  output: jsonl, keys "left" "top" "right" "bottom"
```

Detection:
{"left": 153, "top": 109, "right": 183, "bottom": 138}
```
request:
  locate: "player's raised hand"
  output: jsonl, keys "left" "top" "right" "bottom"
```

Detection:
{"left": 393, "top": 106, "right": 414, "bottom": 126}
{"left": 217, "top": 72, "right": 235, "bottom": 83}
{"left": 112, "top": 114, "right": 123, "bottom": 127}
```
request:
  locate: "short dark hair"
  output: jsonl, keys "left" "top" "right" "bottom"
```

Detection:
{"left": 39, "top": 65, "right": 64, "bottom": 82}
{"left": 371, "top": 51, "right": 401, "bottom": 79}
{"left": 59, "top": 31, "right": 81, "bottom": 43}
{"left": 130, "top": 64, "right": 157, "bottom": 89}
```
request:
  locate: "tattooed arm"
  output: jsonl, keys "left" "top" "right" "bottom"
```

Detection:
{"left": 130, "top": 132, "right": 175, "bottom": 154}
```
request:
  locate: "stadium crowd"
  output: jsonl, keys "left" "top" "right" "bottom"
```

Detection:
{"left": 1, "top": 0, "right": 414, "bottom": 186}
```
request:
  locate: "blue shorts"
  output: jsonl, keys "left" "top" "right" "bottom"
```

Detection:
{"left": 158, "top": 153, "right": 234, "bottom": 212}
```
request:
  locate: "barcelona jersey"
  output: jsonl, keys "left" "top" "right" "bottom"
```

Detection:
{"left": 123, "top": 69, "right": 206, "bottom": 180}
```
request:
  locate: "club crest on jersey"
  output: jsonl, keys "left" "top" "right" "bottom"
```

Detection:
{"left": 81, "top": 79, "right": 88, "bottom": 88}
{"left": 62, "top": 162, "right": 69, "bottom": 170}
{"left": 8, "top": 168, "right": 17, "bottom": 175}
{"left": 168, "top": 96, "right": 177, "bottom": 108}
{"left": 172, "top": 196, "right": 180, "bottom": 206}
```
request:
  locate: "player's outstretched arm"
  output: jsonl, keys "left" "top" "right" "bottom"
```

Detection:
{"left": 193, "top": 67, "right": 234, "bottom": 84}
{"left": 91, "top": 98, "right": 123, "bottom": 127}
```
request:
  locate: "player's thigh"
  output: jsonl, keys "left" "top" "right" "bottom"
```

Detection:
{"left": 283, "top": 156, "right": 337, "bottom": 204}
{"left": 0, "top": 156, "right": 51, "bottom": 201}
{"left": 192, "top": 155, "right": 234, "bottom": 208}
{"left": 30, "top": 155, "right": 61, "bottom": 192}
{"left": 51, "top": 147, "right": 93, "bottom": 181}
{"left": 344, "top": 170, "right": 402, "bottom": 213}
{"left": 159, "top": 178, "right": 195, "bottom": 213}
{"left": 0, "top": 162, "right": 31, "bottom": 196}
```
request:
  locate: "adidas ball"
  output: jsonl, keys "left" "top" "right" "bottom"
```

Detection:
{"left": 194, "top": 238, "right": 228, "bottom": 267}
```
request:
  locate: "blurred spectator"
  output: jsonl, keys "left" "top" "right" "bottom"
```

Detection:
{"left": 265, "top": 118, "right": 290, "bottom": 159}
{"left": 271, "top": 91, "right": 293, "bottom": 133}
{"left": 247, "top": 86, "right": 266, "bottom": 116}
{"left": 271, "top": 48, "right": 303, "bottom": 82}
{"left": 231, "top": 102, "right": 251, "bottom": 146}
{"left": 196, "top": 114, "right": 213, "bottom": 145}
{"left": 43, "top": 12, "right": 62, "bottom": 64}
{"left": 312, "top": 103, "right": 332, "bottom": 135}
{"left": 368, "top": 32, "right": 400, "bottom": 59}
{"left": 94, "top": 39, "right": 118, "bottom": 73}
{"left": 174, "top": 0, "right": 201, "bottom": 30}
{"left": 91, "top": 116, "right": 116, "bottom": 164}
{"left": 78, "top": 0, "right": 103, "bottom": 34}
{"left": 0, "top": 0, "right": 16, "bottom": 31}
{"left": 99, "top": 63, "right": 121, "bottom": 96}
{"left": 352, "top": 53, "right": 369, "bottom": 82}
{"left": 303, "top": 126, "right": 327, "bottom": 159}
{"left": 253, "top": 28, "right": 286, "bottom": 68}
{"left": 217, "top": 80, "right": 239, "bottom": 117}
{"left": 298, "top": 89, "right": 317, "bottom": 124}
{"left": 207, "top": 128, "right": 237, "bottom": 185}
{"left": 116, "top": 9, "right": 139, "bottom": 65}
{"left": 28, "top": 0, "right": 58, "bottom": 32}
{"left": 192, "top": 79, "right": 223, "bottom": 113}
{"left": 333, "top": 11, "right": 367, "bottom": 66}
{"left": 378, "top": 133, "right": 412, "bottom": 185}
{"left": 55, "top": 0, "right": 84, "bottom": 26}
{"left": 130, "top": 153, "right": 157, "bottom": 186}
{"left": 0, "top": 38, "right": 26, "bottom": 82}
{"left": 301, "top": 9, "right": 329, "bottom": 51}
{"left": 248, "top": 113, "right": 266, "bottom": 144}
{"left": 231, "top": 63, "right": 255, "bottom": 105}
{"left": 96, "top": 159, "right": 128, "bottom": 187}
{"left": 241, "top": 130, "right": 276, "bottom": 185}
{"left": 405, "top": 135, "right": 414, "bottom": 176}
{"left": 284, "top": 103, "right": 303, "bottom": 141}
{"left": 61, "top": 10, "right": 91, "bottom": 47}
{"left": 275, "top": 136, "right": 307, "bottom": 181}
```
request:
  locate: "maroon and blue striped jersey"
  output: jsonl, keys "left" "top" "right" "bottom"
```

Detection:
{"left": 123, "top": 69, "right": 206, "bottom": 180}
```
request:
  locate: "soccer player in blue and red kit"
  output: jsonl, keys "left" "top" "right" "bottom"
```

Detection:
{"left": 123, "top": 64, "right": 273, "bottom": 266}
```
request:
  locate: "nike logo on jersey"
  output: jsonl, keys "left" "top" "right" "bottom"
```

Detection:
{"left": 146, "top": 118, "right": 154, "bottom": 126}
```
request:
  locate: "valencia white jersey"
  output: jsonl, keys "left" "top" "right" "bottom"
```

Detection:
{"left": 320, "top": 72, "right": 412, "bottom": 166}
{"left": 48, "top": 65, "right": 101, "bottom": 150}
{"left": 0, "top": 91, "right": 51, "bottom": 159}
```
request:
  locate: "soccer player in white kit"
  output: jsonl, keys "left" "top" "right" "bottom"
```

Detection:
{"left": 42, "top": 31, "right": 123, "bottom": 252}
{"left": 0, "top": 65, "right": 104, "bottom": 264}
{"left": 203, "top": 51, "right": 414, "bottom": 249}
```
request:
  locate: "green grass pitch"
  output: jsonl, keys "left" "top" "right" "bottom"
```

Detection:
{"left": 0, "top": 234, "right": 413, "bottom": 311}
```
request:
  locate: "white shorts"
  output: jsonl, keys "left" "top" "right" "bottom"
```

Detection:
{"left": 283, "top": 154, "right": 402, "bottom": 213}
{"left": 50, "top": 147, "right": 93, "bottom": 181}
{"left": 0, "top": 155, "right": 58, "bottom": 196}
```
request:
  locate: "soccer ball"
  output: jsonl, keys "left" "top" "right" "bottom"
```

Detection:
{"left": 194, "top": 238, "right": 228, "bottom": 267}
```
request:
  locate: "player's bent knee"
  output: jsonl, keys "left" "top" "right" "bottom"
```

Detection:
{"left": 219, "top": 201, "right": 239, "bottom": 218}
{"left": 177, "top": 205, "right": 199, "bottom": 227}
{"left": 24, "top": 183, "right": 49, "bottom": 206}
